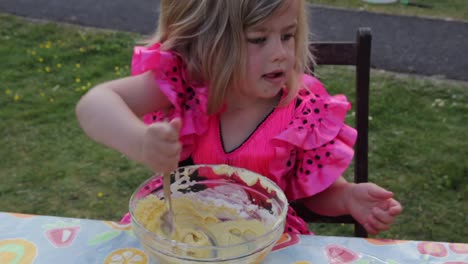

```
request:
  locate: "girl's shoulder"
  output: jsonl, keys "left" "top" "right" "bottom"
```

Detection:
{"left": 131, "top": 43, "right": 207, "bottom": 109}
{"left": 291, "top": 74, "right": 352, "bottom": 125}
{"left": 296, "top": 74, "right": 330, "bottom": 102}
{"left": 131, "top": 43, "right": 210, "bottom": 161}
{"left": 273, "top": 73, "right": 356, "bottom": 151}
{"left": 269, "top": 74, "right": 357, "bottom": 201}
{"left": 131, "top": 43, "right": 185, "bottom": 77}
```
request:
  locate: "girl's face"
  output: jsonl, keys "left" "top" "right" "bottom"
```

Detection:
{"left": 243, "top": 0, "right": 298, "bottom": 101}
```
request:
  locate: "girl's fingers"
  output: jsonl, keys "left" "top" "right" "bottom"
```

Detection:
{"left": 163, "top": 118, "right": 181, "bottom": 141}
{"left": 147, "top": 121, "right": 179, "bottom": 142}
{"left": 143, "top": 118, "right": 182, "bottom": 173}
{"left": 388, "top": 199, "right": 403, "bottom": 216}
{"left": 364, "top": 223, "right": 379, "bottom": 235}
{"left": 151, "top": 144, "right": 181, "bottom": 164}
{"left": 170, "top": 117, "right": 182, "bottom": 132}
{"left": 161, "top": 125, "right": 179, "bottom": 142}
{"left": 152, "top": 151, "right": 180, "bottom": 171}
{"left": 366, "top": 214, "right": 391, "bottom": 234}
{"left": 368, "top": 184, "right": 393, "bottom": 200}
{"left": 372, "top": 207, "right": 395, "bottom": 225}
{"left": 144, "top": 140, "right": 181, "bottom": 172}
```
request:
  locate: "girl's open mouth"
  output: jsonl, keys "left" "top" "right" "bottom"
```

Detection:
{"left": 263, "top": 70, "right": 286, "bottom": 85}
{"left": 263, "top": 71, "right": 284, "bottom": 79}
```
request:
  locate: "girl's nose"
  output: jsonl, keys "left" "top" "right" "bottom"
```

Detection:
{"left": 270, "top": 38, "right": 287, "bottom": 62}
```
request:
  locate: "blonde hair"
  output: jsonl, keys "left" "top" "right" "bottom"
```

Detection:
{"left": 147, "top": 0, "right": 313, "bottom": 114}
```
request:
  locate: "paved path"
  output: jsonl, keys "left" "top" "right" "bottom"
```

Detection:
{"left": 1, "top": 0, "right": 467, "bottom": 81}
{"left": 308, "top": 6, "right": 468, "bottom": 81}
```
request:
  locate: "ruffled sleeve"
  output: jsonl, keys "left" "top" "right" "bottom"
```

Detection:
{"left": 270, "top": 74, "right": 357, "bottom": 201}
{"left": 131, "top": 43, "right": 209, "bottom": 161}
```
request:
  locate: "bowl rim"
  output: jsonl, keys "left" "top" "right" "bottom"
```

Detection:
{"left": 128, "top": 164, "right": 288, "bottom": 251}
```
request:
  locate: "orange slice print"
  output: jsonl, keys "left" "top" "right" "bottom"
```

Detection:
{"left": 365, "top": 238, "right": 408, "bottom": 245}
{"left": 272, "top": 232, "right": 300, "bottom": 251}
{"left": 0, "top": 239, "right": 37, "bottom": 264}
{"left": 8, "top": 213, "right": 35, "bottom": 219}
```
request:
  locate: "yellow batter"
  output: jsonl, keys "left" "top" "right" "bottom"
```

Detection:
{"left": 134, "top": 194, "right": 270, "bottom": 247}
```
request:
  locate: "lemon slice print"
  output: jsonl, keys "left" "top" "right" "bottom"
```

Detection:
{"left": 104, "top": 248, "right": 148, "bottom": 264}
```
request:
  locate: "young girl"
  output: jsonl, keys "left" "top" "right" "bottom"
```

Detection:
{"left": 76, "top": 0, "right": 402, "bottom": 235}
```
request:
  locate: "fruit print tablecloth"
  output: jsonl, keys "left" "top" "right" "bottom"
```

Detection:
{"left": 1, "top": 211, "right": 467, "bottom": 264}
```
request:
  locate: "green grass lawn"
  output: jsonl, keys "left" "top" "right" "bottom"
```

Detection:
{"left": 308, "top": 0, "right": 468, "bottom": 21}
{"left": 1, "top": 14, "right": 467, "bottom": 243}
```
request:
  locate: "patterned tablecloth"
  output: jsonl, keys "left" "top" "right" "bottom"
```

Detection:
{"left": 0, "top": 211, "right": 467, "bottom": 264}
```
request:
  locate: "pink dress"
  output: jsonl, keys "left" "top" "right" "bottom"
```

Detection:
{"left": 129, "top": 43, "right": 357, "bottom": 234}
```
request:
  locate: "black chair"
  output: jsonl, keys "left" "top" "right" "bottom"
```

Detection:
{"left": 291, "top": 27, "right": 372, "bottom": 238}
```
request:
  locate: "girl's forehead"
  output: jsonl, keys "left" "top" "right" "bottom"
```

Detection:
{"left": 274, "top": 0, "right": 298, "bottom": 17}
{"left": 246, "top": 0, "right": 299, "bottom": 32}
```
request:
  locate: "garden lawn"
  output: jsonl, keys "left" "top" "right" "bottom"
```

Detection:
{"left": 1, "top": 14, "right": 467, "bottom": 243}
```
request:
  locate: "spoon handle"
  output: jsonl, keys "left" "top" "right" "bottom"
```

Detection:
{"left": 163, "top": 172, "right": 173, "bottom": 213}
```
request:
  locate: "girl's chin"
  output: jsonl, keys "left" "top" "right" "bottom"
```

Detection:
{"left": 259, "top": 87, "right": 284, "bottom": 100}
{"left": 265, "top": 84, "right": 285, "bottom": 95}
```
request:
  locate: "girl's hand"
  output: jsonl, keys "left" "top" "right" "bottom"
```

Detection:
{"left": 347, "top": 183, "right": 403, "bottom": 235}
{"left": 140, "top": 118, "right": 182, "bottom": 173}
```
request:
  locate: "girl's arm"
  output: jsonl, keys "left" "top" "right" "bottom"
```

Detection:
{"left": 301, "top": 177, "right": 403, "bottom": 235}
{"left": 301, "top": 176, "right": 353, "bottom": 216}
{"left": 75, "top": 71, "right": 172, "bottom": 166}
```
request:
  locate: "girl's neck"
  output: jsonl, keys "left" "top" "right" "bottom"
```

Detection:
{"left": 223, "top": 90, "right": 281, "bottom": 114}
{"left": 219, "top": 90, "right": 282, "bottom": 153}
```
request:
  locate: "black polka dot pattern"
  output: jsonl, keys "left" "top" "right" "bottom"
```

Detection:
{"left": 293, "top": 142, "right": 334, "bottom": 178}
{"left": 163, "top": 57, "right": 200, "bottom": 113}
{"left": 280, "top": 88, "right": 343, "bottom": 181}
{"left": 143, "top": 55, "right": 208, "bottom": 124}
{"left": 285, "top": 208, "right": 312, "bottom": 235}
{"left": 290, "top": 88, "right": 330, "bottom": 133}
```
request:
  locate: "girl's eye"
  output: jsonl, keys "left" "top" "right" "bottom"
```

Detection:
{"left": 282, "top": 33, "right": 295, "bottom": 41}
{"left": 247, "top": 37, "right": 266, "bottom": 44}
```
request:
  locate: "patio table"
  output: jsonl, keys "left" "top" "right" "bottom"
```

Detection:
{"left": 1, "top": 211, "right": 467, "bottom": 263}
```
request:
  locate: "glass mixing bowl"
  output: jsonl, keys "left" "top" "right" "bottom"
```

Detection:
{"left": 129, "top": 164, "right": 288, "bottom": 264}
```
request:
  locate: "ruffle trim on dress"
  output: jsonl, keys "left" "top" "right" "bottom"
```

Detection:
{"left": 131, "top": 43, "right": 209, "bottom": 160}
{"left": 270, "top": 74, "right": 357, "bottom": 201}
